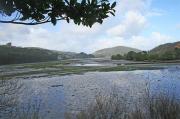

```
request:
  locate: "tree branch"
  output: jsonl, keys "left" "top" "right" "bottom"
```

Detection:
{"left": 0, "top": 18, "right": 66, "bottom": 25}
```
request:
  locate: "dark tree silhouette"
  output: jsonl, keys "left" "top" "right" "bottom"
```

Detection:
{"left": 0, "top": 0, "right": 116, "bottom": 26}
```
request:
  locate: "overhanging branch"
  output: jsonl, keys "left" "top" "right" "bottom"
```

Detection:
{"left": 0, "top": 18, "right": 66, "bottom": 25}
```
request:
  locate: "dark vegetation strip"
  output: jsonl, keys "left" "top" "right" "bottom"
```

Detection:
{"left": 0, "top": 45, "right": 58, "bottom": 65}
{"left": 66, "top": 90, "right": 180, "bottom": 119}
{"left": 112, "top": 48, "right": 180, "bottom": 61}
{"left": 0, "top": 65, "right": 163, "bottom": 79}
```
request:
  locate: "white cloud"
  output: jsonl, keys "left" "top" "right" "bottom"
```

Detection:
{"left": 0, "top": 0, "right": 177, "bottom": 53}
{"left": 176, "top": 24, "right": 180, "bottom": 29}
{"left": 146, "top": 8, "right": 165, "bottom": 17}
{"left": 107, "top": 11, "right": 147, "bottom": 38}
{"left": 106, "top": 0, "right": 154, "bottom": 38}
{"left": 128, "top": 32, "right": 173, "bottom": 50}
{"left": 0, "top": 24, "right": 177, "bottom": 53}
{"left": 116, "top": 0, "right": 152, "bottom": 15}
{"left": 92, "top": 32, "right": 174, "bottom": 51}
{"left": 105, "top": 0, "right": 170, "bottom": 51}
{"left": 0, "top": 24, "right": 102, "bottom": 53}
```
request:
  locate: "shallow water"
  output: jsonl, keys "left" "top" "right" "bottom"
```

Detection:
{"left": 1, "top": 65, "right": 180, "bottom": 119}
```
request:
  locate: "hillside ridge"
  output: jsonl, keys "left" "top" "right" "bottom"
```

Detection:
{"left": 93, "top": 46, "right": 141, "bottom": 58}
{"left": 150, "top": 41, "right": 180, "bottom": 54}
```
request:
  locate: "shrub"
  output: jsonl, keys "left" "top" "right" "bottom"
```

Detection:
{"left": 67, "top": 91, "right": 180, "bottom": 119}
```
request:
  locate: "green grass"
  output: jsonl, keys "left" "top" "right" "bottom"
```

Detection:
{"left": 0, "top": 61, "right": 165, "bottom": 79}
{"left": 22, "top": 60, "right": 71, "bottom": 69}
{"left": 66, "top": 91, "right": 180, "bottom": 119}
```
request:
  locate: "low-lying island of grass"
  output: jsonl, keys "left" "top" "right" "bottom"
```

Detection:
{"left": 1, "top": 60, "right": 177, "bottom": 79}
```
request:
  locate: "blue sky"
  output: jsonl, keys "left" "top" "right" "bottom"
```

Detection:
{"left": 0, "top": 0, "right": 180, "bottom": 53}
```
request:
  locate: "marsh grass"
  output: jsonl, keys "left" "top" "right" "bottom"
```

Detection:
{"left": 130, "top": 94, "right": 180, "bottom": 119}
{"left": 67, "top": 88, "right": 180, "bottom": 119}
{"left": 1, "top": 60, "right": 164, "bottom": 79}
{"left": 17, "top": 99, "right": 41, "bottom": 119}
{"left": 0, "top": 78, "right": 23, "bottom": 118}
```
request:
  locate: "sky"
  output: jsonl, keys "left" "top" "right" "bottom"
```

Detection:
{"left": 0, "top": 0, "right": 180, "bottom": 53}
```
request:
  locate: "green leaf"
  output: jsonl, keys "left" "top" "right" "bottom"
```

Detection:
{"left": 70, "top": 0, "right": 77, "bottom": 5}
{"left": 51, "top": 17, "right": 57, "bottom": 25}
{"left": 97, "top": 19, "right": 103, "bottom": 24}
{"left": 87, "top": 0, "right": 91, "bottom": 4}
{"left": 110, "top": 11, "right": 115, "bottom": 16}
{"left": 111, "top": 2, "right": 116, "bottom": 8}
{"left": 1, "top": 0, "right": 115, "bottom": 26}
{"left": 91, "top": 0, "right": 97, "bottom": 4}
{"left": 81, "top": 0, "right": 86, "bottom": 5}
{"left": 66, "top": 18, "right": 70, "bottom": 23}
{"left": 64, "top": 0, "right": 70, "bottom": 5}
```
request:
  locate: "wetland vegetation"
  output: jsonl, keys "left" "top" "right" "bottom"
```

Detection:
{"left": 0, "top": 58, "right": 167, "bottom": 79}
{"left": 0, "top": 58, "right": 180, "bottom": 119}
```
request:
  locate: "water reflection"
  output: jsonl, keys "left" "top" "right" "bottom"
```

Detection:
{"left": 0, "top": 79, "right": 42, "bottom": 119}
{"left": 0, "top": 78, "right": 22, "bottom": 119}
{"left": 0, "top": 66, "right": 180, "bottom": 119}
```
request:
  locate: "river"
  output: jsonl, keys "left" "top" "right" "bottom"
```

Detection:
{"left": 0, "top": 61, "right": 180, "bottom": 119}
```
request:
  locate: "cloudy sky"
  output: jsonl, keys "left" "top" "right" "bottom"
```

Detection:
{"left": 0, "top": 0, "right": 180, "bottom": 53}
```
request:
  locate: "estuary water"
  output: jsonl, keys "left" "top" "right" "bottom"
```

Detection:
{"left": 0, "top": 65, "right": 180, "bottom": 119}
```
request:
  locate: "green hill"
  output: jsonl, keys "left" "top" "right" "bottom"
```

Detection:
{"left": 53, "top": 51, "right": 94, "bottom": 59}
{"left": 150, "top": 41, "right": 180, "bottom": 54}
{"left": 93, "top": 46, "right": 141, "bottom": 58}
{"left": 0, "top": 45, "right": 94, "bottom": 65}
{"left": 110, "top": 41, "right": 180, "bottom": 61}
{"left": 0, "top": 45, "right": 58, "bottom": 65}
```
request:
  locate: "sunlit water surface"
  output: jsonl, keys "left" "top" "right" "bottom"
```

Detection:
{"left": 1, "top": 65, "right": 180, "bottom": 119}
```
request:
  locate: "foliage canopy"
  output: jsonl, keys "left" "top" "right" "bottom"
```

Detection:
{"left": 111, "top": 48, "right": 180, "bottom": 61}
{"left": 0, "top": 45, "right": 58, "bottom": 65}
{"left": 0, "top": 0, "right": 116, "bottom": 26}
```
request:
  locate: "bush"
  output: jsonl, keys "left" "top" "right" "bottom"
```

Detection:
{"left": 67, "top": 91, "right": 180, "bottom": 119}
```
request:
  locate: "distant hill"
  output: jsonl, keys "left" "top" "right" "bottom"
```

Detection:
{"left": 55, "top": 51, "right": 94, "bottom": 59}
{"left": 0, "top": 45, "right": 94, "bottom": 65}
{"left": 0, "top": 45, "right": 58, "bottom": 65}
{"left": 93, "top": 46, "right": 141, "bottom": 58}
{"left": 23, "top": 47, "right": 79, "bottom": 59}
{"left": 150, "top": 41, "right": 180, "bottom": 54}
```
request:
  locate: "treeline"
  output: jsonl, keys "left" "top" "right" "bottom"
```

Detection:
{"left": 0, "top": 46, "right": 58, "bottom": 65}
{"left": 57, "top": 52, "right": 95, "bottom": 59}
{"left": 111, "top": 48, "right": 180, "bottom": 61}
{"left": 74, "top": 52, "right": 94, "bottom": 59}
